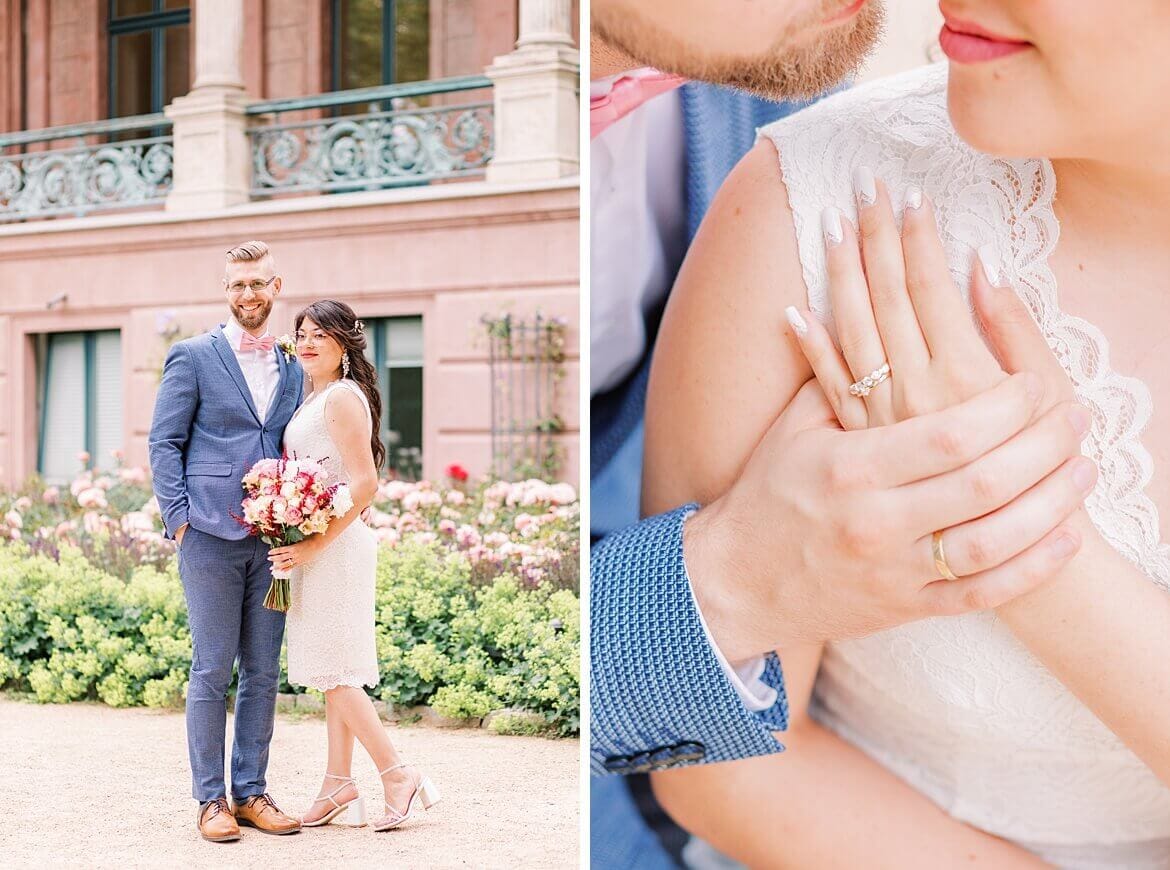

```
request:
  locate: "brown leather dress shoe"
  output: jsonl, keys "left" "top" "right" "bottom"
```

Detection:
{"left": 198, "top": 797, "right": 241, "bottom": 843}
{"left": 233, "top": 793, "right": 302, "bottom": 835}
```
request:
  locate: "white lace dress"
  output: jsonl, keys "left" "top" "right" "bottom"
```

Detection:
{"left": 759, "top": 64, "right": 1170, "bottom": 869}
{"left": 284, "top": 379, "right": 380, "bottom": 691}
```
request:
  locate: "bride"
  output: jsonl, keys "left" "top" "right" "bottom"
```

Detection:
{"left": 267, "top": 300, "right": 441, "bottom": 831}
{"left": 643, "top": 3, "right": 1170, "bottom": 867}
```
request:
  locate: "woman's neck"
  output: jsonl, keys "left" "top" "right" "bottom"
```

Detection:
{"left": 1051, "top": 157, "right": 1170, "bottom": 252}
{"left": 312, "top": 373, "right": 341, "bottom": 391}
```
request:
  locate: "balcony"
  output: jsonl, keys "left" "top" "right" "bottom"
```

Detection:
{"left": 0, "top": 75, "right": 499, "bottom": 224}
{"left": 247, "top": 76, "right": 494, "bottom": 197}
{"left": 0, "top": 114, "right": 175, "bottom": 223}
{"left": 0, "top": 0, "right": 578, "bottom": 223}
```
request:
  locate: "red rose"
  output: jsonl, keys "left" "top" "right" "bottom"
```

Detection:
{"left": 445, "top": 463, "right": 469, "bottom": 482}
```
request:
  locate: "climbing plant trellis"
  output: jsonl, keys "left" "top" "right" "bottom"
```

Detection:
{"left": 482, "top": 313, "right": 568, "bottom": 481}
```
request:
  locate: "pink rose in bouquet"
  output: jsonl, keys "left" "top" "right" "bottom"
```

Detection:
{"left": 235, "top": 454, "right": 354, "bottom": 612}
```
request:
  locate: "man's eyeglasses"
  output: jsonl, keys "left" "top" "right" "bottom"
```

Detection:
{"left": 225, "top": 276, "right": 277, "bottom": 295}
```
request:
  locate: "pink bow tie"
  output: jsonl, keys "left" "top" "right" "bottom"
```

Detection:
{"left": 240, "top": 333, "right": 275, "bottom": 353}
{"left": 591, "top": 70, "right": 687, "bottom": 139}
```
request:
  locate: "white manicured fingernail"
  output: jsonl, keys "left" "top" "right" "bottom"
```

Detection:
{"left": 821, "top": 207, "right": 843, "bottom": 246}
{"left": 853, "top": 166, "right": 877, "bottom": 206}
{"left": 978, "top": 243, "right": 1001, "bottom": 286}
{"left": 905, "top": 185, "right": 923, "bottom": 211}
{"left": 785, "top": 306, "right": 808, "bottom": 336}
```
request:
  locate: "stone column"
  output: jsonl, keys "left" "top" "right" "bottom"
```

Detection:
{"left": 164, "top": 0, "right": 251, "bottom": 211}
{"left": 484, "top": 0, "right": 579, "bottom": 183}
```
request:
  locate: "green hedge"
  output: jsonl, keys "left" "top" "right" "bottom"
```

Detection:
{"left": 0, "top": 540, "right": 578, "bottom": 735}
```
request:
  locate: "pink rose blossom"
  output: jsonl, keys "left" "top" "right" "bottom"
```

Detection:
{"left": 455, "top": 525, "right": 481, "bottom": 548}
{"left": 77, "top": 487, "right": 108, "bottom": 510}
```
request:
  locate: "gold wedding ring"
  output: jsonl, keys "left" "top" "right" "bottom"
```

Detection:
{"left": 932, "top": 529, "right": 960, "bottom": 581}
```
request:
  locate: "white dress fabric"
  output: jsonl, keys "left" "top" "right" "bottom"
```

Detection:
{"left": 284, "top": 379, "right": 380, "bottom": 691}
{"left": 759, "top": 64, "right": 1170, "bottom": 869}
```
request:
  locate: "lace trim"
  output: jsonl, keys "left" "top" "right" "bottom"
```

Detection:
{"left": 762, "top": 63, "right": 1168, "bottom": 591}
{"left": 294, "top": 674, "right": 379, "bottom": 692}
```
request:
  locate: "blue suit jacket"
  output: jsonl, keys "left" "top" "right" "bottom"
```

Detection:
{"left": 590, "top": 83, "right": 813, "bottom": 866}
{"left": 148, "top": 326, "right": 304, "bottom": 541}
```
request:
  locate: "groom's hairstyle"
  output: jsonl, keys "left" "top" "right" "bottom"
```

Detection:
{"left": 226, "top": 240, "right": 275, "bottom": 269}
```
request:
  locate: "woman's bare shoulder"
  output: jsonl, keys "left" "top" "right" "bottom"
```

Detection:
{"left": 641, "top": 137, "right": 814, "bottom": 515}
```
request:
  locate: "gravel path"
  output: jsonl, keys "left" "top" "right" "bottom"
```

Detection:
{"left": 0, "top": 698, "right": 579, "bottom": 869}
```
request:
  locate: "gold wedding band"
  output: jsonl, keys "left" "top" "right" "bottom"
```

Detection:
{"left": 932, "top": 529, "right": 960, "bottom": 581}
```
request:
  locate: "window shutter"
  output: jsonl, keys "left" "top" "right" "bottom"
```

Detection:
{"left": 92, "top": 331, "right": 124, "bottom": 471}
{"left": 40, "top": 334, "right": 87, "bottom": 484}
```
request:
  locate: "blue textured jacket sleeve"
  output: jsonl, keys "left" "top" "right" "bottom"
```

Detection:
{"left": 147, "top": 341, "right": 198, "bottom": 539}
{"left": 590, "top": 504, "right": 788, "bottom": 776}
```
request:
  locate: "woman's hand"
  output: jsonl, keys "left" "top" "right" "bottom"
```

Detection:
{"left": 788, "top": 167, "right": 1065, "bottom": 428}
{"left": 786, "top": 167, "right": 1097, "bottom": 583}
{"left": 268, "top": 536, "right": 327, "bottom": 572}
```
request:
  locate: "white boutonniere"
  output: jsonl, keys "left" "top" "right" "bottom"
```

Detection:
{"left": 276, "top": 335, "right": 297, "bottom": 362}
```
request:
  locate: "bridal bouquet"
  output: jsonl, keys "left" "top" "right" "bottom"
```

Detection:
{"left": 236, "top": 455, "right": 354, "bottom": 612}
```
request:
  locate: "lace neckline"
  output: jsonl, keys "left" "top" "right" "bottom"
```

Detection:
{"left": 1000, "top": 155, "right": 1169, "bottom": 587}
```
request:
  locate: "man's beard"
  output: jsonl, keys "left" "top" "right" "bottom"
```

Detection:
{"left": 593, "top": 1, "right": 885, "bottom": 101}
{"left": 230, "top": 298, "right": 272, "bottom": 331}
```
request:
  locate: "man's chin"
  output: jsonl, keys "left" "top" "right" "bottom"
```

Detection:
{"left": 596, "top": 1, "right": 883, "bottom": 102}
{"left": 232, "top": 308, "right": 270, "bottom": 331}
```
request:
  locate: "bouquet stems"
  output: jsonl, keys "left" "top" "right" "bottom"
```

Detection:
{"left": 264, "top": 568, "right": 292, "bottom": 612}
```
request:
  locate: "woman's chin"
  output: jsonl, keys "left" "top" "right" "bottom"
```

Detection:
{"left": 947, "top": 83, "right": 1039, "bottom": 160}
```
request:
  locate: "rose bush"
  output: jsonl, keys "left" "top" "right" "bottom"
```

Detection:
{"left": 0, "top": 461, "right": 579, "bottom": 591}
{"left": 0, "top": 460, "right": 580, "bottom": 734}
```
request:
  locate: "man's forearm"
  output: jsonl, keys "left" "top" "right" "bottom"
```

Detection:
{"left": 683, "top": 496, "right": 787, "bottom": 663}
{"left": 590, "top": 506, "right": 787, "bottom": 776}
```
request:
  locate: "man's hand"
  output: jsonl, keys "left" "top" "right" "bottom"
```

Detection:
{"left": 175, "top": 523, "right": 188, "bottom": 546}
{"left": 685, "top": 372, "right": 1089, "bottom": 662}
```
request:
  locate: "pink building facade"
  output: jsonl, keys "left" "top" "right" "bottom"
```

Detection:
{"left": 0, "top": 0, "right": 580, "bottom": 487}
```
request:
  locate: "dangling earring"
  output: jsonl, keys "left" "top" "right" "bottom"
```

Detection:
{"left": 341, "top": 352, "right": 350, "bottom": 379}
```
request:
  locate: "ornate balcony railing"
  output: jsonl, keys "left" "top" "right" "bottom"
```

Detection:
{"left": 246, "top": 75, "right": 494, "bottom": 197}
{"left": 0, "top": 114, "right": 174, "bottom": 223}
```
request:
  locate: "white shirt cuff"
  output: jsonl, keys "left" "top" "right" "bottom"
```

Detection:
{"left": 682, "top": 512, "right": 778, "bottom": 713}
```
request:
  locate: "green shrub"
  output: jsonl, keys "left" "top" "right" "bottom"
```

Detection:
{"left": 487, "top": 710, "right": 550, "bottom": 737}
{"left": 0, "top": 539, "right": 579, "bottom": 735}
{"left": 0, "top": 542, "right": 190, "bottom": 706}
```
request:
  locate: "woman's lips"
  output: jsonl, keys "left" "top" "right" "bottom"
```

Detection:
{"left": 939, "top": 17, "right": 1032, "bottom": 63}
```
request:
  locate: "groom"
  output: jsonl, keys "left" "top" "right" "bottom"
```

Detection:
{"left": 149, "top": 241, "right": 304, "bottom": 842}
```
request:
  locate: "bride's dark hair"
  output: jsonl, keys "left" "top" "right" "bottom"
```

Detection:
{"left": 294, "top": 300, "right": 385, "bottom": 471}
